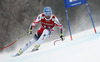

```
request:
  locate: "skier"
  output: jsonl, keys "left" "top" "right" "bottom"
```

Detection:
{"left": 17, "top": 6, "right": 64, "bottom": 55}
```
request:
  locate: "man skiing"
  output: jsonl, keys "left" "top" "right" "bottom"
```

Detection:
{"left": 17, "top": 6, "right": 64, "bottom": 55}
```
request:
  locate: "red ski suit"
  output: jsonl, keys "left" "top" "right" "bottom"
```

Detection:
{"left": 21, "top": 13, "right": 63, "bottom": 52}
{"left": 32, "top": 13, "right": 62, "bottom": 38}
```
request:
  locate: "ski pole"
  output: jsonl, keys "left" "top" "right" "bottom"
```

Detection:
{"left": 54, "top": 37, "right": 65, "bottom": 45}
{"left": 17, "top": 32, "right": 28, "bottom": 40}
{"left": 0, "top": 32, "right": 28, "bottom": 50}
{"left": 54, "top": 39, "right": 61, "bottom": 45}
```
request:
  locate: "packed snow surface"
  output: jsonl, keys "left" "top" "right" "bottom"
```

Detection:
{"left": 0, "top": 26, "right": 100, "bottom": 62}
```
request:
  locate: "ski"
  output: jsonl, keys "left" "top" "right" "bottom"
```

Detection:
{"left": 31, "top": 48, "right": 39, "bottom": 52}
{"left": 11, "top": 53, "right": 21, "bottom": 57}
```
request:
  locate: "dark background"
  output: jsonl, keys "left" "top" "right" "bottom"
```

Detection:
{"left": 0, "top": 0, "right": 100, "bottom": 53}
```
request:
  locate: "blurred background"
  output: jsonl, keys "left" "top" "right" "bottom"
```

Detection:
{"left": 0, "top": 0, "right": 100, "bottom": 53}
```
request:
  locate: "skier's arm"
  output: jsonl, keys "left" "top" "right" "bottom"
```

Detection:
{"left": 54, "top": 17, "right": 63, "bottom": 34}
{"left": 28, "top": 14, "right": 41, "bottom": 34}
{"left": 54, "top": 17, "right": 64, "bottom": 40}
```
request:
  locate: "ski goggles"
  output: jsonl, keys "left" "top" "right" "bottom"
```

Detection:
{"left": 44, "top": 12, "right": 52, "bottom": 16}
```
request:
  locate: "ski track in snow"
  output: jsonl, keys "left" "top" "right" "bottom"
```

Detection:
{"left": 0, "top": 26, "right": 100, "bottom": 62}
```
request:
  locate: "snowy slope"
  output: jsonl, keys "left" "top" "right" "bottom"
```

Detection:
{"left": 0, "top": 26, "right": 100, "bottom": 62}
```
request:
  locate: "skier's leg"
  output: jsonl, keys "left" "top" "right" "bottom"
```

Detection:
{"left": 17, "top": 36, "right": 37, "bottom": 55}
{"left": 36, "top": 29, "right": 51, "bottom": 45}
{"left": 17, "top": 27, "right": 44, "bottom": 54}
{"left": 21, "top": 38, "right": 36, "bottom": 52}
{"left": 32, "top": 29, "right": 51, "bottom": 51}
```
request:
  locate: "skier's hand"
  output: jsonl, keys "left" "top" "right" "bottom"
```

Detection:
{"left": 27, "top": 30, "right": 32, "bottom": 35}
{"left": 60, "top": 34, "right": 64, "bottom": 41}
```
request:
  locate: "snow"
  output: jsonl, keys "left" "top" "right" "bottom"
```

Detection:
{"left": 0, "top": 26, "right": 100, "bottom": 62}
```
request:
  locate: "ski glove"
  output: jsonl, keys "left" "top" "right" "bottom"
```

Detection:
{"left": 28, "top": 30, "right": 32, "bottom": 35}
{"left": 60, "top": 34, "right": 64, "bottom": 41}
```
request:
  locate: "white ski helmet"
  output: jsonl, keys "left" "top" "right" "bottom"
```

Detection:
{"left": 43, "top": 6, "right": 52, "bottom": 16}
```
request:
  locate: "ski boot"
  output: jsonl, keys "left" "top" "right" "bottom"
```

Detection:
{"left": 32, "top": 45, "right": 40, "bottom": 52}
{"left": 16, "top": 48, "right": 23, "bottom": 56}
